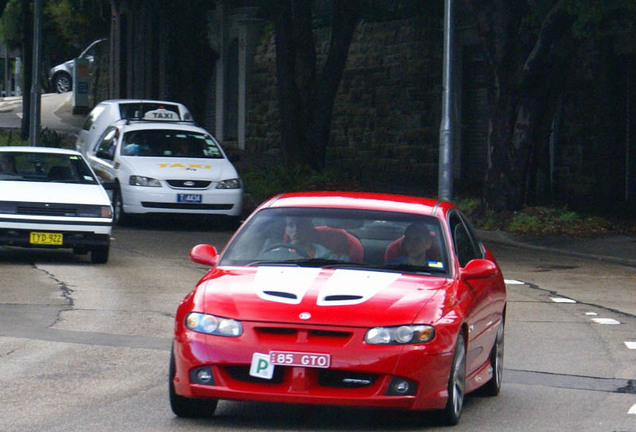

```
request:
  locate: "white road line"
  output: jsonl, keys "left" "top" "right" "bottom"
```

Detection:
{"left": 590, "top": 317, "right": 621, "bottom": 325}
{"left": 504, "top": 279, "right": 525, "bottom": 285}
{"left": 585, "top": 312, "right": 598, "bottom": 316}
{"left": 624, "top": 341, "right": 636, "bottom": 350}
{"left": 628, "top": 404, "right": 636, "bottom": 415}
{"left": 550, "top": 297, "right": 577, "bottom": 303}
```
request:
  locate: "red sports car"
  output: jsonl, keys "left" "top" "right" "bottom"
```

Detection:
{"left": 170, "top": 192, "right": 506, "bottom": 425}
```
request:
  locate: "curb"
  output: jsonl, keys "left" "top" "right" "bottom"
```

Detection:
{"left": 477, "top": 229, "right": 636, "bottom": 268}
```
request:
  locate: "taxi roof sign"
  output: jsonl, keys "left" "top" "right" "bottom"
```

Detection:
{"left": 142, "top": 108, "right": 180, "bottom": 121}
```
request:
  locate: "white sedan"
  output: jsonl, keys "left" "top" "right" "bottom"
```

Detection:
{"left": 0, "top": 146, "right": 113, "bottom": 263}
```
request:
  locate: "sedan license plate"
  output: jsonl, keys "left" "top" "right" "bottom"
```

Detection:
{"left": 30, "top": 232, "right": 63, "bottom": 245}
{"left": 177, "top": 193, "right": 202, "bottom": 203}
{"left": 270, "top": 351, "right": 331, "bottom": 368}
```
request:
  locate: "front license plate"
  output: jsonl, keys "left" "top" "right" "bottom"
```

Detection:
{"left": 177, "top": 193, "right": 202, "bottom": 203}
{"left": 30, "top": 232, "right": 63, "bottom": 245}
{"left": 269, "top": 351, "right": 331, "bottom": 368}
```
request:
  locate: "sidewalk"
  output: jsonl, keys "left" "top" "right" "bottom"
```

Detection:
{"left": 478, "top": 229, "right": 636, "bottom": 268}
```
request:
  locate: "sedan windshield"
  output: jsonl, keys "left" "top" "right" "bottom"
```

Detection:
{"left": 220, "top": 207, "right": 449, "bottom": 276}
{"left": 121, "top": 130, "right": 224, "bottom": 159}
{"left": 0, "top": 151, "right": 98, "bottom": 184}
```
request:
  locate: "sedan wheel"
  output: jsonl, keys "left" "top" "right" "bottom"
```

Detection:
{"left": 169, "top": 350, "right": 218, "bottom": 418}
{"left": 442, "top": 332, "right": 466, "bottom": 425}
{"left": 90, "top": 245, "right": 109, "bottom": 264}
{"left": 54, "top": 73, "right": 72, "bottom": 93}
{"left": 481, "top": 322, "right": 504, "bottom": 396}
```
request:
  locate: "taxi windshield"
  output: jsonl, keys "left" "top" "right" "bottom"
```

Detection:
{"left": 121, "top": 130, "right": 224, "bottom": 159}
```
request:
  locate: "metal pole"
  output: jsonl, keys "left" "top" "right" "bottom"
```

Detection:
{"left": 29, "top": 0, "right": 43, "bottom": 146}
{"left": 438, "top": 0, "right": 454, "bottom": 202}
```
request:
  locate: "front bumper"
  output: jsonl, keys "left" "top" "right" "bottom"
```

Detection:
{"left": 0, "top": 218, "right": 111, "bottom": 249}
{"left": 172, "top": 322, "right": 454, "bottom": 411}
{"left": 121, "top": 186, "right": 243, "bottom": 217}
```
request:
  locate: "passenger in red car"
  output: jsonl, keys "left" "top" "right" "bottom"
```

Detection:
{"left": 387, "top": 223, "right": 435, "bottom": 266}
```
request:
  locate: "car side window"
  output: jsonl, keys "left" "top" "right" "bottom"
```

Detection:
{"left": 94, "top": 127, "right": 119, "bottom": 161}
{"left": 449, "top": 212, "right": 481, "bottom": 267}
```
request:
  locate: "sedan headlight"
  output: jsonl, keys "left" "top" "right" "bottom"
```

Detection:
{"left": 129, "top": 175, "right": 161, "bottom": 187}
{"left": 365, "top": 325, "right": 435, "bottom": 345}
{"left": 216, "top": 178, "right": 241, "bottom": 189}
{"left": 186, "top": 312, "right": 243, "bottom": 337}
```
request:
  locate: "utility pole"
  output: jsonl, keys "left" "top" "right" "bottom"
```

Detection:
{"left": 29, "top": 0, "right": 43, "bottom": 146}
{"left": 438, "top": 0, "right": 454, "bottom": 202}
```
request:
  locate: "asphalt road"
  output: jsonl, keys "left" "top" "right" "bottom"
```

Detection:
{"left": 0, "top": 219, "right": 634, "bottom": 432}
{"left": 0, "top": 92, "right": 84, "bottom": 132}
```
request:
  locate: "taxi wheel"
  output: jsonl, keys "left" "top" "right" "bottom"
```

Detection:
{"left": 169, "top": 350, "right": 218, "bottom": 418}
{"left": 441, "top": 332, "right": 466, "bottom": 426}
{"left": 112, "top": 187, "right": 130, "bottom": 225}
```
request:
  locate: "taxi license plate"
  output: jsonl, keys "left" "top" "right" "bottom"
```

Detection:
{"left": 270, "top": 351, "right": 331, "bottom": 368}
{"left": 177, "top": 194, "right": 202, "bottom": 203}
{"left": 30, "top": 232, "right": 63, "bottom": 245}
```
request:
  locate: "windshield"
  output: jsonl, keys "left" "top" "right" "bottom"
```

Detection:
{"left": 121, "top": 130, "right": 224, "bottom": 158}
{"left": 220, "top": 207, "right": 449, "bottom": 276}
{"left": 0, "top": 151, "right": 98, "bottom": 184}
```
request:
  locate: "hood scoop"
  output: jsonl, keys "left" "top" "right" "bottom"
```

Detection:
{"left": 317, "top": 270, "right": 401, "bottom": 306}
{"left": 255, "top": 267, "right": 322, "bottom": 304}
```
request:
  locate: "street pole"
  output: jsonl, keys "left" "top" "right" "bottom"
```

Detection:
{"left": 29, "top": 0, "right": 43, "bottom": 146}
{"left": 438, "top": 0, "right": 454, "bottom": 202}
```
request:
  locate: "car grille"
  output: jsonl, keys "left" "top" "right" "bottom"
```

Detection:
{"left": 222, "top": 365, "right": 378, "bottom": 388}
{"left": 166, "top": 179, "right": 212, "bottom": 189}
{"left": 17, "top": 203, "right": 79, "bottom": 216}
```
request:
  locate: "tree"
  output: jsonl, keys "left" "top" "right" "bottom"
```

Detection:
{"left": 262, "top": 0, "right": 362, "bottom": 170}
{"left": 464, "top": 0, "right": 636, "bottom": 211}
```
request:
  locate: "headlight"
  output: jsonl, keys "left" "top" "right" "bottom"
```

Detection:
{"left": 186, "top": 312, "right": 243, "bottom": 337}
{"left": 216, "top": 178, "right": 241, "bottom": 189}
{"left": 365, "top": 325, "right": 435, "bottom": 345}
{"left": 129, "top": 175, "right": 161, "bottom": 187}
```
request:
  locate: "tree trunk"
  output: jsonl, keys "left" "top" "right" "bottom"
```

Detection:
{"left": 467, "top": 0, "right": 573, "bottom": 211}
{"left": 273, "top": 0, "right": 361, "bottom": 170}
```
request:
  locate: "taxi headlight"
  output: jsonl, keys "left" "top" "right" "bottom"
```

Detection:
{"left": 186, "top": 313, "right": 243, "bottom": 337}
{"left": 365, "top": 325, "right": 435, "bottom": 345}
{"left": 216, "top": 178, "right": 241, "bottom": 189}
{"left": 129, "top": 175, "right": 161, "bottom": 187}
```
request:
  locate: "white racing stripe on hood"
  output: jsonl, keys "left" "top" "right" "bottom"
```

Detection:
{"left": 317, "top": 270, "right": 401, "bottom": 306}
{"left": 255, "top": 267, "right": 322, "bottom": 304}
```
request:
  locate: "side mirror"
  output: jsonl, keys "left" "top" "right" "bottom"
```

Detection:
{"left": 190, "top": 244, "right": 219, "bottom": 266}
{"left": 460, "top": 259, "right": 499, "bottom": 280}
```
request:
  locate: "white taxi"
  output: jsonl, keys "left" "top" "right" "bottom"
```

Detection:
{"left": 86, "top": 110, "right": 243, "bottom": 224}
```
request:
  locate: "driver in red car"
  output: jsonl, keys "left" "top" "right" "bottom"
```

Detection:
{"left": 284, "top": 217, "right": 342, "bottom": 260}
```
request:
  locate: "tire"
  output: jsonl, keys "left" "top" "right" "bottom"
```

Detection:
{"left": 90, "top": 245, "right": 109, "bottom": 264}
{"left": 169, "top": 349, "right": 218, "bottom": 418}
{"left": 442, "top": 332, "right": 466, "bottom": 426}
{"left": 481, "top": 322, "right": 504, "bottom": 396}
{"left": 112, "top": 186, "right": 130, "bottom": 226}
{"left": 53, "top": 72, "right": 72, "bottom": 93}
